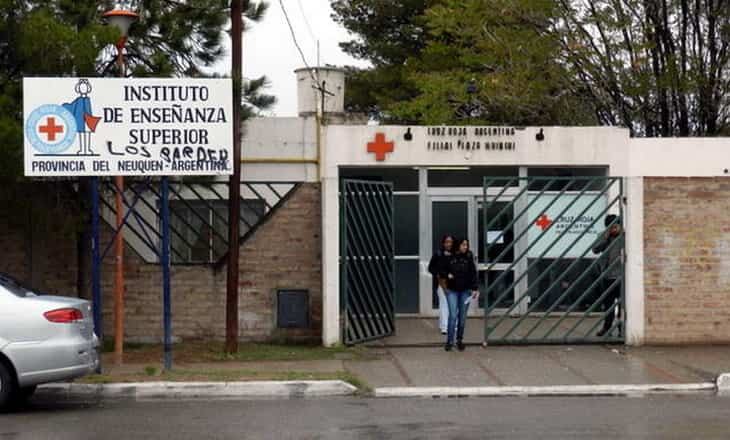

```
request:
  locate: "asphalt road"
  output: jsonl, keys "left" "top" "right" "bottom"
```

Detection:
{"left": 2, "top": 395, "right": 729, "bottom": 440}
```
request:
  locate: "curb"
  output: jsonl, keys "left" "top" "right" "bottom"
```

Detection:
{"left": 717, "top": 373, "right": 730, "bottom": 396}
{"left": 38, "top": 380, "right": 358, "bottom": 400}
{"left": 374, "top": 383, "right": 717, "bottom": 398}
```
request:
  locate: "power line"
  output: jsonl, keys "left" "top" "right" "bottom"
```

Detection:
{"left": 278, "top": 0, "right": 315, "bottom": 79}
{"left": 296, "top": 0, "right": 317, "bottom": 44}
{"left": 278, "top": 0, "right": 333, "bottom": 113}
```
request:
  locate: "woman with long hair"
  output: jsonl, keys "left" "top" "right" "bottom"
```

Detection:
{"left": 441, "top": 238, "right": 479, "bottom": 351}
{"left": 428, "top": 235, "right": 453, "bottom": 334}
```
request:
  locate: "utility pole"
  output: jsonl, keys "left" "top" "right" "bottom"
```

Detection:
{"left": 226, "top": 0, "right": 243, "bottom": 354}
{"left": 104, "top": 5, "right": 138, "bottom": 366}
{"left": 113, "top": 45, "right": 125, "bottom": 366}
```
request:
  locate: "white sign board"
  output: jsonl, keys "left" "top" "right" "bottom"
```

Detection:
{"left": 527, "top": 194, "right": 607, "bottom": 258}
{"left": 24, "top": 77, "right": 233, "bottom": 176}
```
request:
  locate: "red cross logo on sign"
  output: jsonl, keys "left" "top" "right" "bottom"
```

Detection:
{"left": 535, "top": 214, "right": 553, "bottom": 231}
{"left": 39, "top": 117, "right": 65, "bottom": 142}
{"left": 367, "top": 133, "right": 394, "bottom": 161}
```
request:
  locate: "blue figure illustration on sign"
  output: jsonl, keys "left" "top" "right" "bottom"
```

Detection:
{"left": 62, "top": 79, "right": 102, "bottom": 155}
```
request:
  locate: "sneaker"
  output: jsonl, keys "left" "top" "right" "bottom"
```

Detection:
{"left": 457, "top": 341, "right": 466, "bottom": 352}
{"left": 441, "top": 331, "right": 447, "bottom": 335}
{"left": 444, "top": 344, "right": 453, "bottom": 352}
{"left": 597, "top": 328, "right": 609, "bottom": 337}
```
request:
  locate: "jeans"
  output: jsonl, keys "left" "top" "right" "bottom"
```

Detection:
{"left": 601, "top": 279, "right": 622, "bottom": 333}
{"left": 446, "top": 290, "right": 471, "bottom": 345}
{"left": 437, "top": 286, "right": 448, "bottom": 332}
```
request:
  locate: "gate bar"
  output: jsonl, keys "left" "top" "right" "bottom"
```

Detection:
{"left": 348, "top": 183, "right": 394, "bottom": 333}
{"left": 483, "top": 179, "right": 610, "bottom": 316}
{"left": 496, "top": 194, "right": 622, "bottom": 340}
{"left": 524, "top": 235, "right": 624, "bottom": 341}
{"left": 485, "top": 178, "right": 598, "bottom": 273}
{"left": 563, "top": 276, "right": 623, "bottom": 339}
{"left": 343, "top": 189, "right": 387, "bottom": 335}
{"left": 356, "top": 184, "right": 396, "bottom": 312}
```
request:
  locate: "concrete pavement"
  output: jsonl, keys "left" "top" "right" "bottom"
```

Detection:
{"left": 32, "top": 344, "right": 730, "bottom": 400}
{"left": 40, "top": 380, "right": 357, "bottom": 400}
{"left": 345, "top": 345, "right": 730, "bottom": 395}
{"left": 6, "top": 396, "right": 730, "bottom": 439}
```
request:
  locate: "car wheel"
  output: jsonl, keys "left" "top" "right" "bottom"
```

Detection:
{"left": 16, "top": 385, "right": 37, "bottom": 402}
{"left": 0, "top": 361, "right": 17, "bottom": 412}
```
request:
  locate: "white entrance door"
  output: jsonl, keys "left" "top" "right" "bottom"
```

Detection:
{"left": 424, "top": 195, "right": 520, "bottom": 317}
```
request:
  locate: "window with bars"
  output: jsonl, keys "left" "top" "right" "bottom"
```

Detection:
{"left": 169, "top": 199, "right": 266, "bottom": 264}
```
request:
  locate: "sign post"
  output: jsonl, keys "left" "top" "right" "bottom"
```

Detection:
{"left": 160, "top": 177, "right": 172, "bottom": 370}
{"left": 90, "top": 177, "right": 102, "bottom": 373}
{"left": 24, "top": 77, "right": 233, "bottom": 371}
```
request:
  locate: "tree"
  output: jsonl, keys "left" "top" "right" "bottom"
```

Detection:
{"left": 333, "top": 0, "right": 596, "bottom": 126}
{"left": 335, "top": 0, "right": 730, "bottom": 135}
{"left": 555, "top": 0, "right": 730, "bottom": 136}
{"left": 391, "top": 0, "right": 597, "bottom": 125}
{"left": 331, "top": 0, "right": 435, "bottom": 120}
{"left": 0, "top": 0, "right": 274, "bottom": 181}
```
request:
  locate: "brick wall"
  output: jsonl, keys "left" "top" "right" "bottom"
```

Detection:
{"left": 0, "top": 184, "right": 79, "bottom": 296}
{"left": 0, "top": 182, "right": 322, "bottom": 344}
{"left": 99, "top": 182, "right": 322, "bottom": 343}
{"left": 644, "top": 177, "right": 730, "bottom": 344}
{"left": 237, "top": 183, "right": 322, "bottom": 341}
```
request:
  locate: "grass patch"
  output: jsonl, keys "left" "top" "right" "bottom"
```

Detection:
{"left": 101, "top": 339, "right": 146, "bottom": 353}
{"left": 101, "top": 341, "right": 375, "bottom": 364}
{"left": 215, "top": 343, "right": 371, "bottom": 362}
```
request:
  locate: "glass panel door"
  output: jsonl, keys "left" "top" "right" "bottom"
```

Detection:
{"left": 430, "top": 199, "right": 469, "bottom": 309}
{"left": 477, "top": 200, "right": 516, "bottom": 310}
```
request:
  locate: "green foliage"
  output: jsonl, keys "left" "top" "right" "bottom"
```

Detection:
{"left": 0, "top": 0, "right": 274, "bottom": 181}
{"left": 332, "top": 0, "right": 434, "bottom": 120}
{"left": 394, "top": 0, "right": 596, "bottom": 126}
{"left": 334, "top": 0, "right": 595, "bottom": 125}
{"left": 334, "top": 0, "right": 730, "bottom": 134}
{"left": 0, "top": 2, "right": 116, "bottom": 182}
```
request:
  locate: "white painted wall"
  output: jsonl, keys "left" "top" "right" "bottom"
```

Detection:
{"left": 235, "top": 116, "right": 730, "bottom": 347}
{"left": 241, "top": 116, "right": 319, "bottom": 182}
{"left": 630, "top": 137, "right": 730, "bottom": 177}
{"left": 323, "top": 126, "right": 631, "bottom": 174}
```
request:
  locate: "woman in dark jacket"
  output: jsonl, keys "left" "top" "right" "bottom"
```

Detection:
{"left": 441, "top": 238, "right": 479, "bottom": 351}
{"left": 428, "top": 235, "right": 453, "bottom": 334}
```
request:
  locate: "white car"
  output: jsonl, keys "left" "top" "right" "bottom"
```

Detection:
{"left": 0, "top": 273, "right": 98, "bottom": 410}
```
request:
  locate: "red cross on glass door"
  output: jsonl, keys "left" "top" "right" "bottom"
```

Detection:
{"left": 535, "top": 214, "right": 553, "bottom": 231}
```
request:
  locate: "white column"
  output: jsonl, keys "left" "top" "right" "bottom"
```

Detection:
{"left": 624, "top": 176, "right": 645, "bottom": 346}
{"left": 418, "top": 168, "right": 432, "bottom": 316}
{"left": 513, "top": 167, "right": 529, "bottom": 314}
{"left": 321, "top": 175, "right": 341, "bottom": 346}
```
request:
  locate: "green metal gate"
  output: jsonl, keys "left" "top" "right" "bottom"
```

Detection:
{"left": 341, "top": 179, "right": 395, "bottom": 345}
{"left": 482, "top": 176, "right": 625, "bottom": 344}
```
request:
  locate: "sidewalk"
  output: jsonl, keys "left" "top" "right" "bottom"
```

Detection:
{"left": 39, "top": 345, "right": 730, "bottom": 399}
{"left": 345, "top": 345, "right": 730, "bottom": 396}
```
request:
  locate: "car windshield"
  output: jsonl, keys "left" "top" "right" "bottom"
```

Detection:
{"left": 0, "top": 275, "right": 33, "bottom": 298}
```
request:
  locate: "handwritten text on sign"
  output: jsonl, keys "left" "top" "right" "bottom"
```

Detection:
{"left": 24, "top": 78, "right": 233, "bottom": 177}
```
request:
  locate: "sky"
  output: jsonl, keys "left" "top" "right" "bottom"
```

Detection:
{"left": 215, "top": 0, "right": 369, "bottom": 117}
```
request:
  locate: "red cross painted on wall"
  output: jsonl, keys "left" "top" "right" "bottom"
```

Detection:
{"left": 39, "top": 117, "right": 64, "bottom": 142}
{"left": 367, "top": 133, "right": 394, "bottom": 161}
{"left": 535, "top": 214, "right": 552, "bottom": 231}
